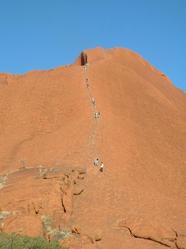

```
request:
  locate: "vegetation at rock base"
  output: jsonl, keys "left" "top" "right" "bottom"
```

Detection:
{"left": 0, "top": 233, "right": 67, "bottom": 249}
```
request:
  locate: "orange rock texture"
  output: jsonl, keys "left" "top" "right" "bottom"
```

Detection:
{"left": 0, "top": 48, "right": 186, "bottom": 249}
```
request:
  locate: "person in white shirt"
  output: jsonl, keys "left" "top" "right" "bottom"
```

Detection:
{"left": 93, "top": 158, "right": 99, "bottom": 166}
{"left": 94, "top": 112, "right": 100, "bottom": 119}
{"left": 92, "top": 97, "right": 96, "bottom": 106}
{"left": 100, "top": 162, "right": 104, "bottom": 172}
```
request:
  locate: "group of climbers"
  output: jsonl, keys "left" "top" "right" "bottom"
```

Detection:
{"left": 82, "top": 54, "right": 105, "bottom": 173}
{"left": 94, "top": 111, "right": 100, "bottom": 119}
{"left": 93, "top": 158, "right": 104, "bottom": 172}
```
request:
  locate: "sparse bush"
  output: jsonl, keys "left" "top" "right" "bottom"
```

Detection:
{"left": 0, "top": 233, "right": 67, "bottom": 249}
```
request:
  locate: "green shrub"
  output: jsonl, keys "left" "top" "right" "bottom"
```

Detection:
{"left": 0, "top": 233, "right": 67, "bottom": 249}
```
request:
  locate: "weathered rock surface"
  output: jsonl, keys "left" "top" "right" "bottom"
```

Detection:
{"left": 0, "top": 48, "right": 185, "bottom": 248}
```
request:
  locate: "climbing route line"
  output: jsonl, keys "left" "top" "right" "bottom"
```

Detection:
{"left": 82, "top": 63, "right": 104, "bottom": 169}
{"left": 20, "top": 65, "right": 103, "bottom": 170}
{"left": 47, "top": 60, "right": 104, "bottom": 171}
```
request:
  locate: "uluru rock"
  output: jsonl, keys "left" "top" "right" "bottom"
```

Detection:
{"left": 0, "top": 47, "right": 185, "bottom": 249}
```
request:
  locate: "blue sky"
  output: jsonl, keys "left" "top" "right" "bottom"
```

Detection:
{"left": 0, "top": 0, "right": 185, "bottom": 91}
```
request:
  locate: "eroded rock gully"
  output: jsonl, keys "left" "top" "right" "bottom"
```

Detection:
{"left": 117, "top": 220, "right": 186, "bottom": 249}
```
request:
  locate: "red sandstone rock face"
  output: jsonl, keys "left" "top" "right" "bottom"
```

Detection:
{"left": 0, "top": 48, "right": 186, "bottom": 249}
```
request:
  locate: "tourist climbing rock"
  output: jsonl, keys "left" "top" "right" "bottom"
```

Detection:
{"left": 94, "top": 112, "right": 100, "bottom": 119}
{"left": 86, "top": 78, "right": 89, "bottom": 87}
{"left": 100, "top": 162, "right": 104, "bottom": 172}
{"left": 92, "top": 97, "right": 96, "bottom": 106}
{"left": 93, "top": 158, "right": 100, "bottom": 166}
